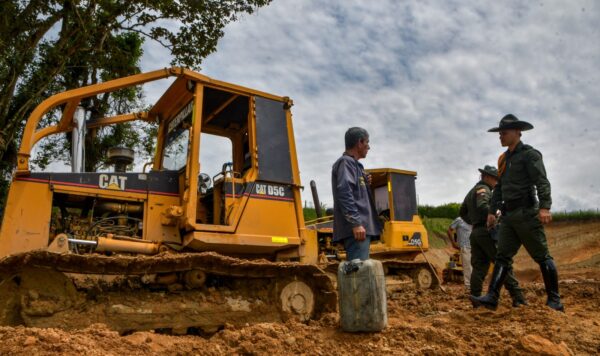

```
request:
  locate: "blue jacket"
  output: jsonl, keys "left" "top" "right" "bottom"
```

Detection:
{"left": 331, "top": 153, "right": 382, "bottom": 242}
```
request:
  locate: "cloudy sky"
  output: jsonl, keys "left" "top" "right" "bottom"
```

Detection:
{"left": 141, "top": 0, "right": 599, "bottom": 211}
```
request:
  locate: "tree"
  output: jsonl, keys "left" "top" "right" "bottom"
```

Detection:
{"left": 0, "top": 0, "right": 272, "bottom": 211}
{"left": 31, "top": 31, "right": 151, "bottom": 172}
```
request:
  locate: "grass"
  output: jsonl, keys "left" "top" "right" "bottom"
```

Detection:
{"left": 303, "top": 207, "right": 318, "bottom": 222}
{"left": 551, "top": 209, "right": 600, "bottom": 222}
{"left": 422, "top": 217, "right": 452, "bottom": 249}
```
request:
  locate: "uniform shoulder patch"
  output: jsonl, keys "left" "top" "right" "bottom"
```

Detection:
{"left": 476, "top": 187, "right": 489, "bottom": 199}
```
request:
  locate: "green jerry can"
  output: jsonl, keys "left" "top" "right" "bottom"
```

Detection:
{"left": 338, "top": 259, "right": 387, "bottom": 332}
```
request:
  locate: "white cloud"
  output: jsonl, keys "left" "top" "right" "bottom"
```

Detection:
{"left": 141, "top": 0, "right": 600, "bottom": 211}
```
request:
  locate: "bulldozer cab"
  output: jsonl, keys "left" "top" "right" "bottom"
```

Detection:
{"left": 156, "top": 78, "right": 304, "bottom": 258}
{"left": 368, "top": 168, "right": 418, "bottom": 223}
{"left": 367, "top": 168, "right": 429, "bottom": 254}
{"left": 0, "top": 68, "right": 314, "bottom": 262}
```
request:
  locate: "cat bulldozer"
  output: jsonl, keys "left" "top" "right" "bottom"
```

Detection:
{"left": 308, "top": 169, "right": 440, "bottom": 294}
{"left": 0, "top": 68, "right": 336, "bottom": 334}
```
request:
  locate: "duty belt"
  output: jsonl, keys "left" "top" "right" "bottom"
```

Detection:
{"left": 504, "top": 196, "right": 535, "bottom": 212}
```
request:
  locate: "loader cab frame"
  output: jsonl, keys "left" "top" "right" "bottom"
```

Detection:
{"left": 368, "top": 168, "right": 418, "bottom": 222}
{"left": 367, "top": 168, "right": 429, "bottom": 253}
{"left": 150, "top": 78, "right": 301, "bottom": 235}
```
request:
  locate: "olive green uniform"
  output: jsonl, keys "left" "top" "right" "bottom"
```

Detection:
{"left": 490, "top": 142, "right": 552, "bottom": 266}
{"left": 472, "top": 115, "right": 562, "bottom": 311}
{"left": 460, "top": 181, "right": 522, "bottom": 297}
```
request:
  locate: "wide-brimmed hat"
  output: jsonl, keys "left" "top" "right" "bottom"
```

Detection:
{"left": 478, "top": 165, "right": 499, "bottom": 178}
{"left": 488, "top": 114, "right": 534, "bottom": 132}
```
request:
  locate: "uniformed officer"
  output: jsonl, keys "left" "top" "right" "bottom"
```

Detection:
{"left": 460, "top": 165, "right": 526, "bottom": 307}
{"left": 471, "top": 114, "right": 564, "bottom": 311}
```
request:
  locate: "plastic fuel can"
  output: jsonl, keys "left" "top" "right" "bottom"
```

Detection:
{"left": 338, "top": 259, "right": 387, "bottom": 332}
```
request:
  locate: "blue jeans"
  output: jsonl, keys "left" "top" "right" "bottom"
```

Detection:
{"left": 343, "top": 235, "right": 372, "bottom": 261}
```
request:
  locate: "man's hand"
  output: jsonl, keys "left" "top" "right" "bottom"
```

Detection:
{"left": 352, "top": 225, "right": 366, "bottom": 241}
{"left": 366, "top": 173, "right": 372, "bottom": 185}
{"left": 539, "top": 208, "right": 552, "bottom": 224}
{"left": 486, "top": 213, "right": 497, "bottom": 229}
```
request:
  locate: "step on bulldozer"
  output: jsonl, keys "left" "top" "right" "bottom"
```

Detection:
{"left": 0, "top": 68, "right": 336, "bottom": 334}
{"left": 307, "top": 169, "right": 440, "bottom": 296}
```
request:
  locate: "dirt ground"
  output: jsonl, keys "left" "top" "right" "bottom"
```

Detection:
{"left": 0, "top": 221, "right": 599, "bottom": 355}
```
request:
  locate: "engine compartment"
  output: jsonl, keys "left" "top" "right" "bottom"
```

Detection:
{"left": 49, "top": 192, "right": 144, "bottom": 253}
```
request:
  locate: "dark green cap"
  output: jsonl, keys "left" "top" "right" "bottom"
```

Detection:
{"left": 478, "top": 165, "right": 499, "bottom": 178}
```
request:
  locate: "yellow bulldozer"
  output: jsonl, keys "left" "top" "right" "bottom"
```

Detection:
{"left": 0, "top": 68, "right": 337, "bottom": 334}
{"left": 307, "top": 168, "right": 440, "bottom": 293}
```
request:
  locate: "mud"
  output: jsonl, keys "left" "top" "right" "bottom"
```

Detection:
{"left": 0, "top": 221, "right": 599, "bottom": 355}
{"left": 0, "top": 251, "right": 337, "bottom": 332}
{"left": 0, "top": 281, "right": 598, "bottom": 355}
{"left": 513, "top": 221, "right": 600, "bottom": 281}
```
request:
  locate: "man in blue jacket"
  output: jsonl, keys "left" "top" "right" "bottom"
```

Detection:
{"left": 332, "top": 127, "right": 382, "bottom": 261}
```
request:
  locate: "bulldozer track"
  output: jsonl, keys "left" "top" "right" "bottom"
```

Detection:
{"left": 0, "top": 250, "right": 335, "bottom": 283}
{"left": 0, "top": 251, "right": 337, "bottom": 334}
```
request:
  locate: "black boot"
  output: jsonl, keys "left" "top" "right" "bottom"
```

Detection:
{"left": 539, "top": 259, "right": 564, "bottom": 312}
{"left": 504, "top": 270, "right": 527, "bottom": 307}
{"left": 470, "top": 263, "right": 510, "bottom": 310}
{"left": 511, "top": 293, "right": 528, "bottom": 308}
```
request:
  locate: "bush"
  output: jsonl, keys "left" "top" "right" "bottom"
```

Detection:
{"left": 303, "top": 207, "right": 317, "bottom": 222}
{"left": 552, "top": 210, "right": 600, "bottom": 222}
{"left": 418, "top": 203, "right": 461, "bottom": 219}
{"left": 422, "top": 217, "right": 452, "bottom": 248}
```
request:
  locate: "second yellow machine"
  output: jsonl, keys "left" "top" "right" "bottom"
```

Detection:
{"left": 308, "top": 168, "right": 440, "bottom": 293}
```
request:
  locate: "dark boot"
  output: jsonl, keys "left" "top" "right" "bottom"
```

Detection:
{"left": 511, "top": 293, "right": 528, "bottom": 308}
{"left": 540, "top": 259, "right": 564, "bottom": 312}
{"left": 505, "top": 274, "right": 528, "bottom": 307}
{"left": 470, "top": 263, "right": 510, "bottom": 310}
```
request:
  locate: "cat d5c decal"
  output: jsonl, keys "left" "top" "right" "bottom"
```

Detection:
{"left": 251, "top": 183, "right": 293, "bottom": 202}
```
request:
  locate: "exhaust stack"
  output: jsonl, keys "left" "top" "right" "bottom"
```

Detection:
{"left": 310, "top": 180, "right": 323, "bottom": 218}
{"left": 71, "top": 106, "right": 86, "bottom": 173}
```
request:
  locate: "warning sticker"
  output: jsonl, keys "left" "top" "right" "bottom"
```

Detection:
{"left": 271, "top": 236, "right": 289, "bottom": 244}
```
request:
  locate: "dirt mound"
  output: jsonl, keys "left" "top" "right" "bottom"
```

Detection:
{"left": 429, "top": 220, "right": 600, "bottom": 283}
{"left": 1, "top": 281, "right": 598, "bottom": 355}
{"left": 514, "top": 221, "right": 600, "bottom": 282}
{"left": 1, "top": 221, "right": 598, "bottom": 355}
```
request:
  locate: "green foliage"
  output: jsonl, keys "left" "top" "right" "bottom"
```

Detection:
{"left": 418, "top": 203, "right": 461, "bottom": 219}
{"left": 32, "top": 31, "right": 149, "bottom": 172}
{"left": 422, "top": 217, "right": 452, "bottom": 249}
{"left": 303, "top": 207, "right": 318, "bottom": 222}
{"left": 419, "top": 203, "right": 600, "bottom": 223}
{"left": 0, "top": 0, "right": 273, "bottom": 214}
{"left": 552, "top": 210, "right": 600, "bottom": 222}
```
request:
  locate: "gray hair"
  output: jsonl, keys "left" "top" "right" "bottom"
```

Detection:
{"left": 345, "top": 127, "right": 369, "bottom": 149}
